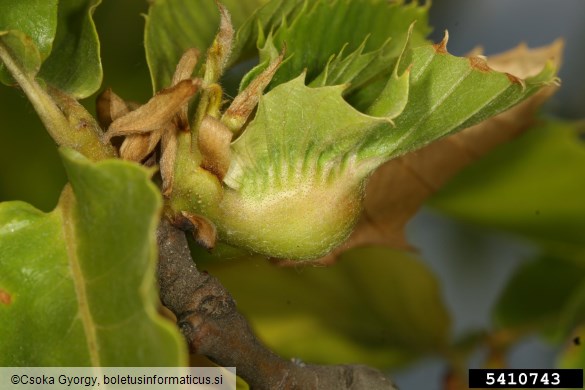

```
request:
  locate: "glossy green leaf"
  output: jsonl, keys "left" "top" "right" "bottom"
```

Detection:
{"left": 245, "top": 0, "right": 430, "bottom": 93}
{"left": 224, "top": 73, "right": 387, "bottom": 191}
{"left": 145, "top": 0, "right": 268, "bottom": 91}
{"left": 493, "top": 255, "right": 585, "bottom": 340}
{"left": 226, "top": 52, "right": 557, "bottom": 194}
{"left": 200, "top": 247, "right": 451, "bottom": 368}
{"left": 375, "top": 43, "right": 557, "bottom": 159}
{"left": 171, "top": 1, "right": 558, "bottom": 260}
{"left": 38, "top": 0, "right": 103, "bottom": 99}
{"left": 430, "top": 120, "right": 585, "bottom": 251}
{"left": 0, "top": 0, "right": 58, "bottom": 83}
{"left": 230, "top": 0, "right": 302, "bottom": 64}
{"left": 0, "top": 148, "right": 186, "bottom": 366}
{"left": 308, "top": 37, "right": 392, "bottom": 92}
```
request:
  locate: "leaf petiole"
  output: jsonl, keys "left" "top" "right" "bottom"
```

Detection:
{"left": 0, "top": 36, "right": 114, "bottom": 161}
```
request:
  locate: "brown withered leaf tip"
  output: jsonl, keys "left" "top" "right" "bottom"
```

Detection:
{"left": 433, "top": 30, "right": 449, "bottom": 54}
{"left": 505, "top": 73, "right": 524, "bottom": 86}
{"left": 468, "top": 56, "right": 491, "bottom": 73}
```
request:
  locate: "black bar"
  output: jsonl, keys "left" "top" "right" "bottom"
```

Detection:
{"left": 469, "top": 369, "right": 584, "bottom": 388}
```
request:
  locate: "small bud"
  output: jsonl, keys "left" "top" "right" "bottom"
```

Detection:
{"left": 222, "top": 50, "right": 284, "bottom": 132}
{"left": 198, "top": 115, "right": 232, "bottom": 180}
{"left": 203, "top": 1, "right": 234, "bottom": 83}
{"left": 96, "top": 88, "right": 130, "bottom": 130}
{"left": 171, "top": 48, "right": 200, "bottom": 86}
{"left": 160, "top": 125, "right": 178, "bottom": 196}
{"left": 120, "top": 127, "right": 164, "bottom": 162}
{"left": 120, "top": 133, "right": 151, "bottom": 161}
{"left": 176, "top": 211, "right": 217, "bottom": 250}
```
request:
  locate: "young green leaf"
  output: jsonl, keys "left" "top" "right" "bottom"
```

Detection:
{"left": 230, "top": 0, "right": 302, "bottom": 65}
{"left": 145, "top": 0, "right": 267, "bottom": 91}
{"left": 38, "top": 0, "right": 103, "bottom": 99}
{"left": 0, "top": 148, "right": 186, "bottom": 366}
{"left": 154, "top": 1, "right": 560, "bottom": 261}
{"left": 314, "top": 40, "right": 562, "bottom": 259}
{"left": 372, "top": 37, "right": 557, "bottom": 160}
{"left": 0, "top": 0, "right": 102, "bottom": 98}
{"left": 199, "top": 247, "right": 451, "bottom": 367}
{"left": 0, "top": 33, "right": 113, "bottom": 161}
{"left": 243, "top": 0, "right": 430, "bottom": 91}
{"left": 0, "top": 0, "right": 112, "bottom": 160}
{"left": 189, "top": 39, "right": 558, "bottom": 260}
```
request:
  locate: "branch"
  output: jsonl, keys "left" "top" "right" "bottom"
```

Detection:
{"left": 157, "top": 218, "right": 397, "bottom": 390}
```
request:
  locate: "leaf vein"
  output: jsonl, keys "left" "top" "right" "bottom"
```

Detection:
{"left": 60, "top": 189, "right": 101, "bottom": 366}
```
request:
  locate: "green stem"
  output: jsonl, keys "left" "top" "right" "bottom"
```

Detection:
{"left": 0, "top": 40, "right": 114, "bottom": 161}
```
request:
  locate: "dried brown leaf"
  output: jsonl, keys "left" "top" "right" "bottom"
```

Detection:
{"left": 311, "top": 40, "right": 564, "bottom": 265}
{"left": 171, "top": 48, "right": 200, "bottom": 86}
{"left": 172, "top": 48, "right": 200, "bottom": 131}
{"left": 487, "top": 39, "right": 564, "bottom": 78}
{"left": 119, "top": 134, "right": 151, "bottom": 161}
{"left": 120, "top": 127, "right": 164, "bottom": 162}
{"left": 104, "top": 79, "right": 200, "bottom": 140}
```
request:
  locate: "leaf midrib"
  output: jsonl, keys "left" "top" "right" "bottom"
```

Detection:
{"left": 59, "top": 186, "right": 100, "bottom": 366}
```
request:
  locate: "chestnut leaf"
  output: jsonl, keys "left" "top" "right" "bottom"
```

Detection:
{"left": 0, "top": 0, "right": 102, "bottom": 98}
{"left": 0, "top": 149, "right": 185, "bottom": 366}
